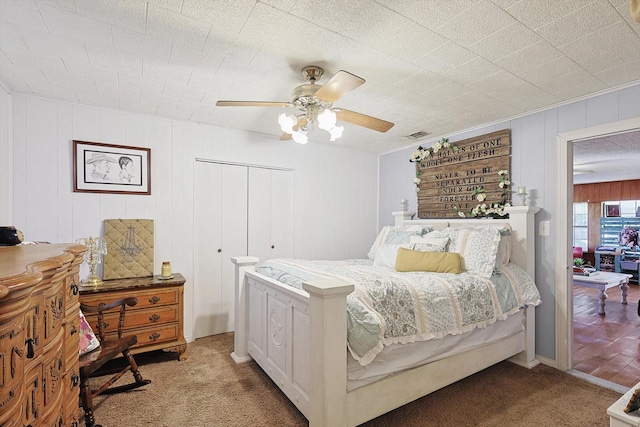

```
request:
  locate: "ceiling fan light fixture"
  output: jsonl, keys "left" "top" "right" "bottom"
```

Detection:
{"left": 317, "top": 108, "right": 337, "bottom": 131}
{"left": 328, "top": 125, "right": 344, "bottom": 142}
{"left": 278, "top": 113, "right": 298, "bottom": 134}
{"left": 291, "top": 129, "right": 308, "bottom": 144}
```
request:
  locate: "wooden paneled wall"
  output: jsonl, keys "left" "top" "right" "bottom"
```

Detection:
{"left": 574, "top": 180, "right": 640, "bottom": 203}
{"left": 574, "top": 179, "right": 640, "bottom": 251}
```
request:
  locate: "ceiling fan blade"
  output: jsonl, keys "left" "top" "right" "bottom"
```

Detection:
{"left": 336, "top": 109, "right": 394, "bottom": 133}
{"left": 216, "top": 100, "right": 292, "bottom": 108}
{"left": 315, "top": 70, "right": 365, "bottom": 103}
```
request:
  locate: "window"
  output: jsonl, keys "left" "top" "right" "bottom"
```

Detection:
{"left": 573, "top": 202, "right": 588, "bottom": 250}
{"left": 603, "top": 200, "right": 640, "bottom": 217}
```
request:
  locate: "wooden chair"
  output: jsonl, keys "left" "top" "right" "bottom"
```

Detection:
{"left": 79, "top": 297, "right": 151, "bottom": 427}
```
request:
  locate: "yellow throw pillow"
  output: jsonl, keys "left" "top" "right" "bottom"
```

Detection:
{"left": 395, "top": 247, "right": 461, "bottom": 273}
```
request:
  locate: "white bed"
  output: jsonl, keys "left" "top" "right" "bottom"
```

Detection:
{"left": 231, "top": 206, "right": 540, "bottom": 427}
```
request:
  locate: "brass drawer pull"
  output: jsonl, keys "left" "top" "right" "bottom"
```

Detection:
{"left": 149, "top": 314, "right": 160, "bottom": 322}
{"left": 149, "top": 333, "right": 160, "bottom": 341}
{"left": 149, "top": 296, "right": 160, "bottom": 304}
{"left": 70, "top": 325, "right": 78, "bottom": 335}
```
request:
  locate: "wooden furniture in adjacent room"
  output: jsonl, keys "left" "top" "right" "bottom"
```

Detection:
{"left": 79, "top": 297, "right": 151, "bottom": 427}
{"left": 79, "top": 274, "right": 187, "bottom": 360}
{"left": 573, "top": 271, "right": 633, "bottom": 316}
{"left": 0, "top": 243, "right": 86, "bottom": 427}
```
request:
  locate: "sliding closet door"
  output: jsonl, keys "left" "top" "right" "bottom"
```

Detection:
{"left": 194, "top": 161, "right": 247, "bottom": 338}
{"left": 269, "top": 168, "right": 295, "bottom": 258}
{"left": 248, "top": 167, "right": 294, "bottom": 262}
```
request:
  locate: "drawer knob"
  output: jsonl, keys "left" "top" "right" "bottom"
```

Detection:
{"left": 70, "top": 325, "right": 78, "bottom": 336}
{"left": 71, "top": 282, "right": 79, "bottom": 295}
{"left": 149, "top": 296, "right": 160, "bottom": 304}
{"left": 72, "top": 373, "right": 79, "bottom": 387}
{"left": 149, "top": 332, "right": 160, "bottom": 341}
{"left": 149, "top": 314, "right": 160, "bottom": 322}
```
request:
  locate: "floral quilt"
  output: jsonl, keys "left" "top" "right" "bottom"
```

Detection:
{"left": 257, "top": 259, "right": 541, "bottom": 366}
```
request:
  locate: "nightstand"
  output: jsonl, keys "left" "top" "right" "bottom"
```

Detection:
{"left": 79, "top": 274, "right": 187, "bottom": 360}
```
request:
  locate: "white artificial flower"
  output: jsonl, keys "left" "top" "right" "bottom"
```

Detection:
{"left": 499, "top": 182, "right": 506, "bottom": 188}
{"left": 410, "top": 151, "right": 422, "bottom": 162}
{"left": 422, "top": 150, "right": 431, "bottom": 158}
{"left": 476, "top": 193, "right": 486, "bottom": 202}
{"left": 458, "top": 211, "right": 466, "bottom": 218}
{"left": 414, "top": 177, "right": 421, "bottom": 184}
{"left": 498, "top": 170, "right": 507, "bottom": 175}
{"left": 414, "top": 186, "right": 420, "bottom": 192}
{"left": 503, "top": 180, "right": 510, "bottom": 186}
{"left": 480, "top": 203, "right": 487, "bottom": 211}
{"left": 432, "top": 142, "right": 442, "bottom": 152}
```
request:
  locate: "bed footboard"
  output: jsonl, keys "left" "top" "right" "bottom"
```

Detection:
{"left": 231, "top": 256, "right": 354, "bottom": 426}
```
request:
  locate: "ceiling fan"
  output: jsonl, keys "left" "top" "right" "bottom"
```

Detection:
{"left": 216, "top": 65, "right": 394, "bottom": 144}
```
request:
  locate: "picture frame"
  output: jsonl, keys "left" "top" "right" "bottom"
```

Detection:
{"left": 605, "top": 204, "right": 620, "bottom": 218}
{"left": 73, "top": 140, "right": 151, "bottom": 195}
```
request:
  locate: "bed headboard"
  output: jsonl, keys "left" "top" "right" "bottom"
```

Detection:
{"left": 392, "top": 206, "right": 540, "bottom": 278}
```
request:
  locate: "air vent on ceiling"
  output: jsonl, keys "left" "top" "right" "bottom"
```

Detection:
{"left": 404, "top": 131, "right": 430, "bottom": 140}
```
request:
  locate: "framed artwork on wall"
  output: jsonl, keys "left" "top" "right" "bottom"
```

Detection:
{"left": 605, "top": 204, "right": 620, "bottom": 217}
{"left": 73, "top": 140, "right": 151, "bottom": 195}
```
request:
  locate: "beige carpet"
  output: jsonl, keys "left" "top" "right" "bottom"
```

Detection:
{"left": 83, "top": 333, "right": 623, "bottom": 427}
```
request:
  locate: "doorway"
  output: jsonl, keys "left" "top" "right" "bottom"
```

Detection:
{"left": 555, "top": 117, "right": 640, "bottom": 389}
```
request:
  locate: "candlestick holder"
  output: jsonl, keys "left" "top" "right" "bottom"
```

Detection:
{"left": 518, "top": 192, "right": 527, "bottom": 206}
{"left": 76, "top": 236, "right": 107, "bottom": 286}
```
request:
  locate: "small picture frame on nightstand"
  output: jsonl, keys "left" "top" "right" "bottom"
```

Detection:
{"left": 624, "top": 387, "right": 640, "bottom": 413}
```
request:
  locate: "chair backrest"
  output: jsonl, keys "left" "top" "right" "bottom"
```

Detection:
{"left": 80, "top": 297, "right": 138, "bottom": 341}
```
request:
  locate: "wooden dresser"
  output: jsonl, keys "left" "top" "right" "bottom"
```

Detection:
{"left": 79, "top": 274, "right": 187, "bottom": 360}
{"left": 0, "top": 243, "right": 86, "bottom": 427}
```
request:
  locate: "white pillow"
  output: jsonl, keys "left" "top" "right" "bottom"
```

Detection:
{"left": 373, "top": 243, "right": 412, "bottom": 269}
{"left": 367, "top": 226, "right": 390, "bottom": 259}
{"left": 409, "top": 236, "right": 449, "bottom": 252}
{"left": 367, "top": 225, "right": 431, "bottom": 259}
{"left": 495, "top": 226, "right": 512, "bottom": 269}
{"left": 384, "top": 226, "right": 431, "bottom": 244}
{"left": 426, "top": 227, "right": 501, "bottom": 278}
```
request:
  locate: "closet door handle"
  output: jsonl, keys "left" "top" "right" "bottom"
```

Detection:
{"left": 271, "top": 245, "right": 275, "bottom": 249}
{"left": 217, "top": 249, "right": 222, "bottom": 253}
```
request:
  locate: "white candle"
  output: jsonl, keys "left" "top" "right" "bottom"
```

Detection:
{"left": 518, "top": 186, "right": 526, "bottom": 194}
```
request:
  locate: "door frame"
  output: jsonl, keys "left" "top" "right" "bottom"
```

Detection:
{"left": 555, "top": 116, "right": 640, "bottom": 371}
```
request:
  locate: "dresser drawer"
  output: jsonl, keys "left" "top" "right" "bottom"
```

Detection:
{"left": 84, "top": 305, "right": 179, "bottom": 333}
{"left": 65, "top": 272, "right": 80, "bottom": 317}
{"left": 81, "top": 287, "right": 180, "bottom": 309}
{"left": 64, "top": 315, "right": 80, "bottom": 370}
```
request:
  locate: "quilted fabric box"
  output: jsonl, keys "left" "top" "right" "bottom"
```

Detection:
{"left": 103, "top": 219, "right": 154, "bottom": 279}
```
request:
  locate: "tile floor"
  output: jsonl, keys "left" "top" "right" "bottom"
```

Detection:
{"left": 573, "top": 282, "right": 640, "bottom": 388}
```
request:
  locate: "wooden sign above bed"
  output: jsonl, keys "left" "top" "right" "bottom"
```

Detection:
{"left": 415, "top": 129, "right": 511, "bottom": 218}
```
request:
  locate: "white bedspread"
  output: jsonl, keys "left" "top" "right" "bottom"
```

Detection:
{"left": 257, "top": 259, "right": 541, "bottom": 366}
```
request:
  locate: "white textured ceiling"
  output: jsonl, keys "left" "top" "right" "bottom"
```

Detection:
{"left": 1, "top": 0, "right": 640, "bottom": 181}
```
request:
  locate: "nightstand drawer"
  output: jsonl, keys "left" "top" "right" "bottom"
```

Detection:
{"left": 84, "top": 305, "right": 179, "bottom": 332}
{"left": 81, "top": 287, "right": 180, "bottom": 309}
{"left": 104, "top": 324, "right": 180, "bottom": 347}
